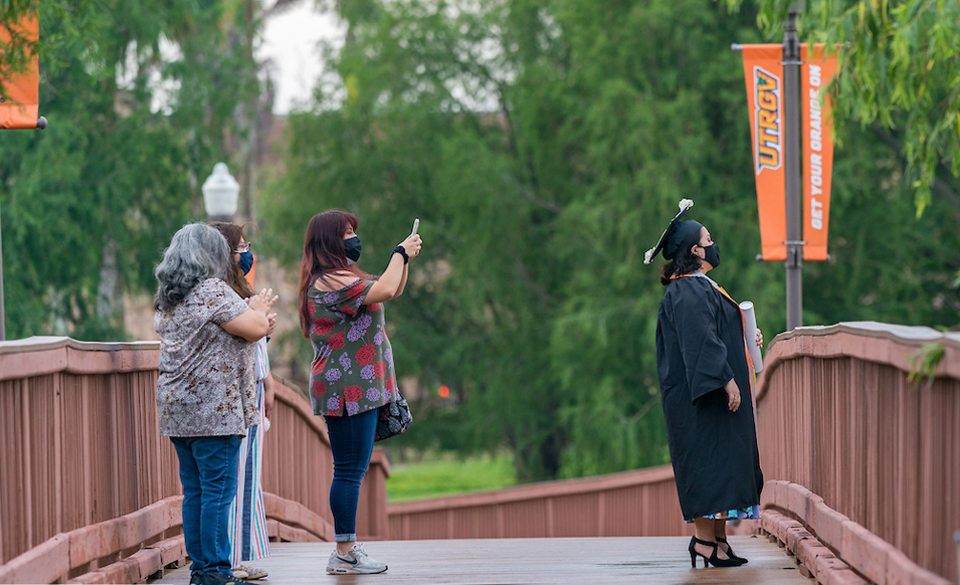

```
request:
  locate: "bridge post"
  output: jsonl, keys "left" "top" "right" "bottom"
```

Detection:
{"left": 0, "top": 199, "right": 5, "bottom": 340}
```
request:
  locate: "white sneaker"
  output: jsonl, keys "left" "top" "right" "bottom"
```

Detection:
{"left": 326, "top": 543, "right": 388, "bottom": 575}
{"left": 232, "top": 565, "right": 268, "bottom": 580}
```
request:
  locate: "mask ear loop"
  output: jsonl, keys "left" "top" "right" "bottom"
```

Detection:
{"left": 685, "top": 230, "right": 705, "bottom": 261}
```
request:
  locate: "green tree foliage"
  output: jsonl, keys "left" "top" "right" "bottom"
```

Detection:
{"left": 266, "top": 0, "right": 960, "bottom": 481}
{"left": 803, "top": 126, "right": 960, "bottom": 326}
{"left": 727, "top": 0, "right": 960, "bottom": 218}
{"left": 739, "top": 0, "right": 960, "bottom": 295}
{"left": 0, "top": 0, "right": 251, "bottom": 338}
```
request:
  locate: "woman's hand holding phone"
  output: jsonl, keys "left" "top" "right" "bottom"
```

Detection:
{"left": 399, "top": 233, "right": 422, "bottom": 259}
{"left": 397, "top": 218, "right": 422, "bottom": 259}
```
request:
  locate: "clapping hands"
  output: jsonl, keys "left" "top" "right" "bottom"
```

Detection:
{"left": 249, "top": 288, "right": 278, "bottom": 336}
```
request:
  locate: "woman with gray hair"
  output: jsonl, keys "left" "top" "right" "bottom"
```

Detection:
{"left": 154, "top": 223, "right": 277, "bottom": 585}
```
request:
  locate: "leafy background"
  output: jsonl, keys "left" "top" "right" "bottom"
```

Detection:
{"left": 2, "top": 0, "right": 959, "bottom": 483}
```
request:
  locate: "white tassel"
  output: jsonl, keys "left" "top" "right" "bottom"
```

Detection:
{"left": 643, "top": 248, "right": 655, "bottom": 264}
{"left": 679, "top": 198, "right": 694, "bottom": 211}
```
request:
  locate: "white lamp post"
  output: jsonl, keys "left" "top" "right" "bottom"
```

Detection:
{"left": 201, "top": 163, "right": 240, "bottom": 222}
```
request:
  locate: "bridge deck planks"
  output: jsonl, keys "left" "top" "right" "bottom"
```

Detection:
{"left": 150, "top": 536, "right": 814, "bottom": 584}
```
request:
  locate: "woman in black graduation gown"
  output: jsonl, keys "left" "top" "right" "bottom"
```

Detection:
{"left": 644, "top": 200, "right": 764, "bottom": 568}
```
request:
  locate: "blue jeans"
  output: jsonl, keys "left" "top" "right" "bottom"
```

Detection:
{"left": 171, "top": 435, "right": 242, "bottom": 576}
{"left": 324, "top": 408, "right": 377, "bottom": 542}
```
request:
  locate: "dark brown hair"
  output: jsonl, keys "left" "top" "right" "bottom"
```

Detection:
{"left": 297, "top": 210, "right": 376, "bottom": 338}
{"left": 210, "top": 222, "right": 256, "bottom": 299}
{"left": 659, "top": 236, "right": 703, "bottom": 286}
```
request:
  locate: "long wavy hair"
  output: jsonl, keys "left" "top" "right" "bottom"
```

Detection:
{"left": 660, "top": 237, "right": 703, "bottom": 286}
{"left": 210, "top": 222, "right": 255, "bottom": 300}
{"left": 297, "top": 210, "right": 376, "bottom": 338}
{"left": 154, "top": 223, "right": 230, "bottom": 311}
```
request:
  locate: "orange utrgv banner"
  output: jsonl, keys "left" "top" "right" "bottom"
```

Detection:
{"left": 0, "top": 10, "right": 40, "bottom": 130}
{"left": 741, "top": 45, "right": 787, "bottom": 261}
{"left": 801, "top": 44, "right": 838, "bottom": 261}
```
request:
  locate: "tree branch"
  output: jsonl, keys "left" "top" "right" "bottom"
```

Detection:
{"left": 870, "top": 123, "right": 960, "bottom": 215}
{"left": 450, "top": 53, "right": 562, "bottom": 216}
{"left": 264, "top": 0, "right": 303, "bottom": 19}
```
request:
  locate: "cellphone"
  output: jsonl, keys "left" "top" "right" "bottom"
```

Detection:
{"left": 411, "top": 218, "right": 419, "bottom": 236}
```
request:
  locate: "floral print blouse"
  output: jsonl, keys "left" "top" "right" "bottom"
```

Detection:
{"left": 308, "top": 279, "right": 399, "bottom": 417}
{"left": 155, "top": 278, "right": 259, "bottom": 437}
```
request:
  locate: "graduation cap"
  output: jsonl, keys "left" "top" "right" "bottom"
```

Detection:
{"left": 643, "top": 199, "right": 703, "bottom": 264}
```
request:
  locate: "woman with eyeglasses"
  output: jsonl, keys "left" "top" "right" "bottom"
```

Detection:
{"left": 155, "top": 223, "right": 277, "bottom": 585}
{"left": 209, "top": 223, "right": 278, "bottom": 581}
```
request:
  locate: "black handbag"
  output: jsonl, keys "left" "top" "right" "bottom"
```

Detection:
{"left": 374, "top": 393, "right": 412, "bottom": 442}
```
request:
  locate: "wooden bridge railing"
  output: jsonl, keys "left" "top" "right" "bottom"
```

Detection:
{"left": 388, "top": 322, "right": 959, "bottom": 585}
{"left": 388, "top": 464, "right": 689, "bottom": 540}
{"left": 756, "top": 322, "right": 959, "bottom": 585}
{"left": 2, "top": 323, "right": 958, "bottom": 584}
{"left": 0, "top": 337, "right": 389, "bottom": 584}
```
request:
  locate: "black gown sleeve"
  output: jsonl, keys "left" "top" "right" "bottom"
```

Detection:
{"left": 670, "top": 279, "right": 736, "bottom": 404}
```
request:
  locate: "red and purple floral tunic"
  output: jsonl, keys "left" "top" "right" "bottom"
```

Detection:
{"left": 308, "top": 278, "right": 398, "bottom": 417}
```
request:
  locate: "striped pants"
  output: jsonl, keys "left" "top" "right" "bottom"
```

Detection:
{"left": 227, "top": 379, "right": 270, "bottom": 564}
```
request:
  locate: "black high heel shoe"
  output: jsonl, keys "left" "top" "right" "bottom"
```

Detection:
{"left": 716, "top": 537, "right": 748, "bottom": 564}
{"left": 688, "top": 536, "right": 746, "bottom": 568}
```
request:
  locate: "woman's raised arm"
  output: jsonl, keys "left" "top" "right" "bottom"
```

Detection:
{"left": 363, "top": 234, "right": 421, "bottom": 305}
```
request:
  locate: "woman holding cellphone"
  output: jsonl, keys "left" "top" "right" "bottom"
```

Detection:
{"left": 297, "top": 210, "right": 421, "bottom": 575}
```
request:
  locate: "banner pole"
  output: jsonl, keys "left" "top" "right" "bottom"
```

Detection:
{"left": 0, "top": 199, "right": 6, "bottom": 341}
{"left": 783, "top": 6, "right": 803, "bottom": 330}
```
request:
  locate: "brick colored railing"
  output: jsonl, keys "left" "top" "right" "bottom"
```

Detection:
{"left": 0, "top": 337, "right": 389, "bottom": 584}
{"left": 755, "top": 322, "right": 959, "bottom": 585}
{"left": 388, "top": 464, "right": 690, "bottom": 540}
{"left": 388, "top": 322, "right": 959, "bottom": 584}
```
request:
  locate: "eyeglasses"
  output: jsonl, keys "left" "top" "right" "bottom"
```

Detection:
{"left": 234, "top": 243, "right": 251, "bottom": 253}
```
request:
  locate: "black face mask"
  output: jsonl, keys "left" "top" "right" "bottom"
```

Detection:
{"left": 701, "top": 241, "right": 720, "bottom": 268}
{"left": 344, "top": 236, "right": 362, "bottom": 263}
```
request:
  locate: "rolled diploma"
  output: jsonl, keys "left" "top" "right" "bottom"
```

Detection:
{"left": 739, "top": 301, "right": 763, "bottom": 373}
